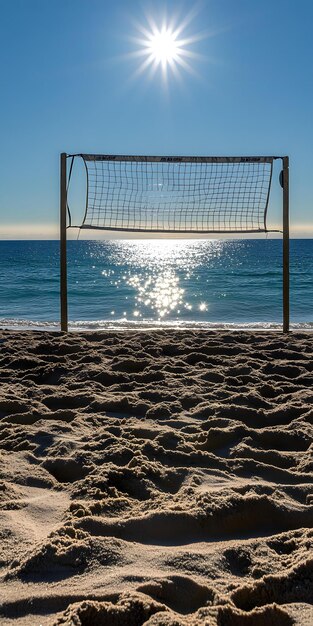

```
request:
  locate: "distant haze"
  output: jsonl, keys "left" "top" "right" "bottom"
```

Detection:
{"left": 0, "top": 223, "right": 312, "bottom": 240}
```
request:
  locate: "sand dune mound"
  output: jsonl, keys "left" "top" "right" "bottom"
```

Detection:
{"left": 0, "top": 330, "right": 312, "bottom": 625}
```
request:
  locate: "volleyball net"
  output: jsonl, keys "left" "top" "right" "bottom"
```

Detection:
{"left": 66, "top": 154, "right": 280, "bottom": 234}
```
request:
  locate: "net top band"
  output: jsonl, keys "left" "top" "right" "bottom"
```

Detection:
{"left": 76, "top": 154, "right": 280, "bottom": 164}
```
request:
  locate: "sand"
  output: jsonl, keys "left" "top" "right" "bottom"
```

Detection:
{"left": 0, "top": 329, "right": 312, "bottom": 625}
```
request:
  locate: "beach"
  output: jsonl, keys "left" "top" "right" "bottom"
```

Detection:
{"left": 0, "top": 329, "right": 312, "bottom": 625}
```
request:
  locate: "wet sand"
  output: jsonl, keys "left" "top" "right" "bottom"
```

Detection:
{"left": 0, "top": 330, "right": 312, "bottom": 625}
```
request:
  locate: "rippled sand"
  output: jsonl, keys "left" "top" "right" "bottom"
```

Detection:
{"left": 0, "top": 330, "right": 312, "bottom": 625}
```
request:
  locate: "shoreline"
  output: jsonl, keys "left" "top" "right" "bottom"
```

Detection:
{"left": 1, "top": 318, "right": 313, "bottom": 332}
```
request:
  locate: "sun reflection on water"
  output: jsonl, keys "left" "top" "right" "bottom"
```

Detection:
{"left": 98, "top": 239, "right": 226, "bottom": 321}
{"left": 128, "top": 270, "right": 184, "bottom": 319}
{"left": 113, "top": 239, "right": 225, "bottom": 269}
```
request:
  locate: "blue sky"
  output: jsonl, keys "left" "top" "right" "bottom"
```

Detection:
{"left": 0, "top": 0, "right": 312, "bottom": 238}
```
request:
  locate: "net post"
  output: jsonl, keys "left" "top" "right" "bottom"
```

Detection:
{"left": 282, "top": 156, "right": 290, "bottom": 333}
{"left": 60, "top": 153, "right": 68, "bottom": 332}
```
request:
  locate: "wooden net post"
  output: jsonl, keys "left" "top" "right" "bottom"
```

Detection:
{"left": 60, "top": 152, "right": 68, "bottom": 332}
{"left": 282, "top": 156, "right": 290, "bottom": 333}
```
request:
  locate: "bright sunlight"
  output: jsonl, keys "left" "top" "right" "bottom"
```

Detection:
{"left": 147, "top": 27, "right": 180, "bottom": 65}
{"left": 129, "top": 7, "right": 208, "bottom": 84}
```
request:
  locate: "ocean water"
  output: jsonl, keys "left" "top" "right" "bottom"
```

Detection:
{"left": 0, "top": 239, "right": 312, "bottom": 330}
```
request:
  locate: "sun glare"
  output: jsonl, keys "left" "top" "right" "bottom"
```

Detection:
{"left": 128, "top": 8, "right": 207, "bottom": 84}
{"left": 148, "top": 27, "right": 179, "bottom": 64}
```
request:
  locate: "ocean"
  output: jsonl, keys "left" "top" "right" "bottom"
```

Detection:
{"left": 0, "top": 239, "right": 312, "bottom": 331}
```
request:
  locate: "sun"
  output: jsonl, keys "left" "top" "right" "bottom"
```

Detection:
{"left": 147, "top": 27, "right": 179, "bottom": 65}
{"left": 128, "top": 10, "right": 207, "bottom": 84}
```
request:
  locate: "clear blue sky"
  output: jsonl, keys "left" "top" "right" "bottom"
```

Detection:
{"left": 0, "top": 0, "right": 312, "bottom": 238}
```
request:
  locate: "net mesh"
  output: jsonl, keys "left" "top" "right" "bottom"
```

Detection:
{"left": 78, "top": 155, "right": 274, "bottom": 233}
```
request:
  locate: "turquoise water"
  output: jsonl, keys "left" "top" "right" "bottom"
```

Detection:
{"left": 0, "top": 239, "right": 312, "bottom": 330}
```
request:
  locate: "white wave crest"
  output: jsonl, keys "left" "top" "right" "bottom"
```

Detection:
{"left": 0, "top": 318, "right": 313, "bottom": 332}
